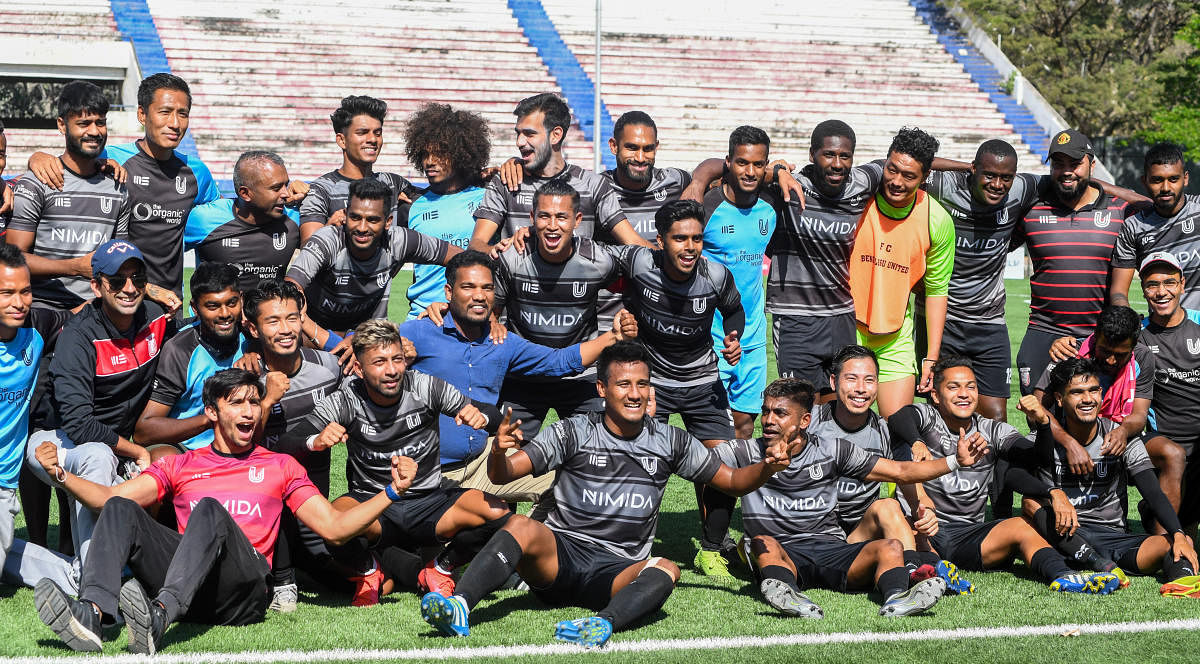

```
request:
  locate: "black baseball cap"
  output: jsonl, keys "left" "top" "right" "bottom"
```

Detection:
{"left": 1048, "top": 129, "right": 1095, "bottom": 160}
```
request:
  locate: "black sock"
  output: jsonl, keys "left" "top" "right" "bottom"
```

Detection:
{"left": 437, "top": 513, "right": 513, "bottom": 570}
{"left": 1162, "top": 549, "right": 1196, "bottom": 580}
{"left": 695, "top": 483, "right": 734, "bottom": 551}
{"left": 760, "top": 564, "right": 800, "bottom": 590}
{"left": 18, "top": 470, "right": 50, "bottom": 547}
{"left": 1030, "top": 547, "right": 1072, "bottom": 583}
{"left": 455, "top": 530, "right": 522, "bottom": 608}
{"left": 903, "top": 550, "right": 940, "bottom": 573}
{"left": 379, "top": 546, "right": 425, "bottom": 589}
{"left": 1028, "top": 508, "right": 1115, "bottom": 570}
{"left": 877, "top": 566, "right": 910, "bottom": 600}
{"left": 596, "top": 566, "right": 675, "bottom": 631}
{"left": 1117, "top": 548, "right": 1142, "bottom": 573}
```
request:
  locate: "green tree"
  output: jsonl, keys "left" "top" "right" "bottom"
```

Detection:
{"left": 1141, "top": 15, "right": 1200, "bottom": 159}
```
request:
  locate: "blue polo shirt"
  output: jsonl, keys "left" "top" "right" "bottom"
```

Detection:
{"left": 397, "top": 312, "right": 586, "bottom": 465}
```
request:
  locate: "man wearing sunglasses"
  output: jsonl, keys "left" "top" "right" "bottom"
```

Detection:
{"left": 23, "top": 240, "right": 177, "bottom": 567}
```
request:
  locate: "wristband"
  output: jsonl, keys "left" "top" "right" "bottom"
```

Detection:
{"left": 52, "top": 466, "right": 67, "bottom": 484}
{"left": 322, "top": 331, "right": 345, "bottom": 352}
{"left": 385, "top": 483, "right": 402, "bottom": 501}
{"left": 945, "top": 455, "right": 961, "bottom": 472}
{"left": 773, "top": 163, "right": 788, "bottom": 178}
{"left": 305, "top": 435, "right": 319, "bottom": 452}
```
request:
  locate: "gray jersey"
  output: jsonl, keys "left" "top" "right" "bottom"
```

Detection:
{"left": 259, "top": 348, "right": 343, "bottom": 491}
{"left": 493, "top": 237, "right": 619, "bottom": 352}
{"left": 923, "top": 171, "right": 1042, "bottom": 323}
{"left": 615, "top": 245, "right": 743, "bottom": 387}
{"left": 902, "top": 403, "right": 1026, "bottom": 525}
{"left": 765, "top": 163, "right": 881, "bottom": 317}
{"left": 805, "top": 402, "right": 891, "bottom": 524}
{"left": 10, "top": 169, "right": 131, "bottom": 309}
{"left": 715, "top": 434, "right": 878, "bottom": 543}
{"left": 286, "top": 224, "right": 449, "bottom": 331}
{"left": 475, "top": 164, "right": 626, "bottom": 242}
{"left": 298, "top": 170, "right": 418, "bottom": 227}
{"left": 1113, "top": 195, "right": 1200, "bottom": 311}
{"left": 524, "top": 415, "right": 721, "bottom": 560}
{"left": 302, "top": 371, "right": 469, "bottom": 497}
{"left": 1038, "top": 418, "right": 1154, "bottom": 528}
{"left": 601, "top": 167, "right": 691, "bottom": 242}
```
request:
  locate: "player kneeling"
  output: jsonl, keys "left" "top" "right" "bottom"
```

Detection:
{"left": 727, "top": 378, "right": 988, "bottom": 618}
{"left": 420, "top": 342, "right": 792, "bottom": 647}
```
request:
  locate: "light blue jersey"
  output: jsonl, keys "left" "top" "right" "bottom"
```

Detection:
{"left": 0, "top": 327, "right": 45, "bottom": 487}
{"left": 404, "top": 186, "right": 484, "bottom": 319}
{"left": 149, "top": 322, "right": 248, "bottom": 450}
{"left": 702, "top": 188, "right": 778, "bottom": 349}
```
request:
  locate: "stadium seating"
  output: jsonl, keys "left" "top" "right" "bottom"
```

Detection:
{"left": 540, "top": 0, "right": 1046, "bottom": 170}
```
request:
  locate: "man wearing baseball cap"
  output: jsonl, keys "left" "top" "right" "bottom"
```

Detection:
{"left": 1011, "top": 128, "right": 1146, "bottom": 397}
{"left": 23, "top": 239, "right": 177, "bottom": 566}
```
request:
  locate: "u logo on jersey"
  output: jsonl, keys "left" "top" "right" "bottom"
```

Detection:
{"left": 377, "top": 272, "right": 390, "bottom": 289}
{"left": 640, "top": 456, "right": 658, "bottom": 475}
{"left": 406, "top": 414, "right": 422, "bottom": 429}
{"left": 692, "top": 297, "right": 706, "bottom": 314}
{"left": 1095, "top": 461, "right": 1108, "bottom": 478}
{"left": 572, "top": 281, "right": 586, "bottom": 298}
{"left": 1188, "top": 338, "right": 1200, "bottom": 355}
{"left": 808, "top": 464, "right": 824, "bottom": 480}
{"left": 1185, "top": 219, "right": 1195, "bottom": 234}
{"left": 175, "top": 176, "right": 187, "bottom": 195}
{"left": 1093, "top": 212, "right": 1111, "bottom": 228}
{"left": 21, "top": 347, "right": 32, "bottom": 366}
{"left": 758, "top": 218, "right": 769, "bottom": 235}
{"left": 100, "top": 198, "right": 113, "bottom": 214}
{"left": 248, "top": 466, "right": 265, "bottom": 484}
{"left": 653, "top": 188, "right": 667, "bottom": 202}
{"left": 272, "top": 232, "right": 287, "bottom": 251}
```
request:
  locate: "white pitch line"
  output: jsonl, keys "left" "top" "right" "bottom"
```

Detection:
{"left": 9, "top": 618, "right": 1200, "bottom": 664}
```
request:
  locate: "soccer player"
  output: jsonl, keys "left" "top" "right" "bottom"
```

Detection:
{"left": 401, "top": 103, "right": 491, "bottom": 318}
{"left": 420, "top": 341, "right": 792, "bottom": 646}
{"left": 492, "top": 180, "right": 621, "bottom": 438}
{"left": 8, "top": 81, "right": 132, "bottom": 312}
{"left": 186, "top": 151, "right": 301, "bottom": 294}
{"left": 1111, "top": 142, "right": 1200, "bottom": 310}
{"left": 602, "top": 111, "right": 692, "bottom": 242}
{"left": 889, "top": 357, "right": 1124, "bottom": 594}
{"left": 279, "top": 319, "right": 507, "bottom": 598}
{"left": 299, "top": 95, "right": 419, "bottom": 242}
{"left": 30, "top": 368, "right": 420, "bottom": 654}
{"left": 1022, "top": 359, "right": 1198, "bottom": 594}
{"left": 287, "top": 177, "right": 457, "bottom": 333}
{"left": 849, "top": 127, "right": 955, "bottom": 417}
{"left": 1013, "top": 129, "right": 1142, "bottom": 396}
{"left": 23, "top": 240, "right": 175, "bottom": 563}
{"left": 135, "top": 262, "right": 246, "bottom": 456}
{"left": 726, "top": 377, "right": 992, "bottom": 618}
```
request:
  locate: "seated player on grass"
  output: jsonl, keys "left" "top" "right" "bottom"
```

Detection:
{"left": 727, "top": 378, "right": 986, "bottom": 619}
{"left": 30, "top": 369, "right": 419, "bottom": 654}
{"left": 1021, "top": 358, "right": 1200, "bottom": 597}
{"left": 889, "top": 357, "right": 1125, "bottom": 594}
{"left": 420, "top": 341, "right": 792, "bottom": 647}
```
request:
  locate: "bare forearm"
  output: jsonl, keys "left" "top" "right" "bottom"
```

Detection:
{"left": 711, "top": 463, "right": 774, "bottom": 496}
{"left": 325, "top": 491, "right": 394, "bottom": 545}
{"left": 922, "top": 296, "right": 948, "bottom": 360}
{"left": 23, "top": 252, "right": 88, "bottom": 279}
{"left": 134, "top": 414, "right": 210, "bottom": 446}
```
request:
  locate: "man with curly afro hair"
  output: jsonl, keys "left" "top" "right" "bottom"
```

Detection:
{"left": 400, "top": 103, "right": 492, "bottom": 319}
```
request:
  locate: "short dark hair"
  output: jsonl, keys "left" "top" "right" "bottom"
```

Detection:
{"left": 0, "top": 243, "right": 26, "bottom": 270}
{"left": 57, "top": 80, "right": 109, "bottom": 120}
{"left": 0, "top": 119, "right": 6, "bottom": 133}
{"left": 888, "top": 127, "right": 939, "bottom": 173}
{"left": 762, "top": 377, "right": 816, "bottom": 413}
{"left": 931, "top": 355, "right": 975, "bottom": 390}
{"left": 514, "top": 93, "right": 571, "bottom": 146}
{"left": 654, "top": 199, "right": 704, "bottom": 238}
{"left": 243, "top": 279, "right": 305, "bottom": 325}
{"left": 1144, "top": 142, "right": 1185, "bottom": 173}
{"left": 202, "top": 368, "right": 264, "bottom": 410}
{"left": 348, "top": 177, "right": 393, "bottom": 206}
{"left": 830, "top": 344, "right": 878, "bottom": 378}
{"left": 728, "top": 125, "right": 769, "bottom": 157}
{"left": 1095, "top": 305, "right": 1140, "bottom": 346}
{"left": 403, "top": 102, "right": 491, "bottom": 181}
{"left": 974, "top": 139, "right": 1017, "bottom": 165}
{"left": 445, "top": 250, "right": 494, "bottom": 287}
{"left": 137, "top": 73, "right": 191, "bottom": 111}
{"left": 331, "top": 95, "right": 387, "bottom": 135}
{"left": 189, "top": 262, "right": 241, "bottom": 300}
{"left": 810, "top": 120, "right": 855, "bottom": 153}
{"left": 613, "top": 111, "right": 657, "bottom": 140}
{"left": 233, "top": 150, "right": 285, "bottom": 191}
{"left": 1049, "top": 357, "right": 1100, "bottom": 397}
{"left": 533, "top": 179, "right": 580, "bottom": 216}
{"left": 597, "top": 340, "right": 651, "bottom": 383}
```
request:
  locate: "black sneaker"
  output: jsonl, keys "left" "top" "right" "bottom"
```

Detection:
{"left": 119, "top": 579, "right": 168, "bottom": 654}
{"left": 34, "top": 578, "right": 103, "bottom": 652}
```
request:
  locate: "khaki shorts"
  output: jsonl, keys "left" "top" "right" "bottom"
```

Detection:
{"left": 440, "top": 437, "right": 555, "bottom": 504}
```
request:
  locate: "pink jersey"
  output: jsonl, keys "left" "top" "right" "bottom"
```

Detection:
{"left": 143, "top": 445, "right": 320, "bottom": 565}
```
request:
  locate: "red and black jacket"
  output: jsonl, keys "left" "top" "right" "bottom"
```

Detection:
{"left": 35, "top": 299, "right": 175, "bottom": 445}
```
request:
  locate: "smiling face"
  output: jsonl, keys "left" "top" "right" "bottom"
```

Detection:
{"left": 514, "top": 110, "right": 560, "bottom": 175}
{"left": 344, "top": 195, "right": 390, "bottom": 254}
{"left": 1141, "top": 267, "right": 1184, "bottom": 323}
{"left": 357, "top": 341, "right": 407, "bottom": 401}
{"left": 597, "top": 360, "right": 651, "bottom": 426}
{"left": 1143, "top": 161, "right": 1189, "bottom": 218}
{"left": 207, "top": 384, "right": 262, "bottom": 451}
{"left": 970, "top": 152, "right": 1017, "bottom": 207}
{"left": 810, "top": 135, "right": 854, "bottom": 196}
{"left": 0, "top": 263, "right": 32, "bottom": 332}
{"left": 138, "top": 87, "right": 190, "bottom": 152}
{"left": 531, "top": 193, "right": 580, "bottom": 259}
{"left": 337, "top": 113, "right": 383, "bottom": 165}
{"left": 930, "top": 365, "right": 979, "bottom": 421}
{"left": 726, "top": 143, "right": 768, "bottom": 196}
{"left": 1049, "top": 153, "right": 1092, "bottom": 203}
{"left": 238, "top": 160, "right": 290, "bottom": 221}
{"left": 1056, "top": 374, "right": 1103, "bottom": 426}
{"left": 658, "top": 217, "right": 704, "bottom": 279}
{"left": 611, "top": 123, "right": 658, "bottom": 186}
{"left": 91, "top": 260, "right": 146, "bottom": 319}
{"left": 246, "top": 297, "right": 302, "bottom": 359}
{"left": 60, "top": 110, "right": 107, "bottom": 160}
{"left": 881, "top": 150, "right": 925, "bottom": 208}
{"left": 831, "top": 356, "right": 878, "bottom": 416}
{"left": 193, "top": 287, "right": 241, "bottom": 342}
{"left": 445, "top": 264, "right": 494, "bottom": 327}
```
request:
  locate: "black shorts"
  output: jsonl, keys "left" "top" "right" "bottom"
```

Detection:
{"left": 345, "top": 486, "right": 468, "bottom": 546}
{"left": 1016, "top": 326, "right": 1085, "bottom": 396}
{"left": 501, "top": 376, "right": 603, "bottom": 439}
{"left": 930, "top": 520, "right": 1002, "bottom": 571}
{"left": 1076, "top": 524, "right": 1152, "bottom": 564}
{"left": 1181, "top": 448, "right": 1200, "bottom": 527}
{"left": 917, "top": 318, "right": 1011, "bottom": 398}
{"left": 779, "top": 537, "right": 868, "bottom": 592}
{"left": 652, "top": 380, "right": 735, "bottom": 441}
{"left": 772, "top": 312, "right": 857, "bottom": 392}
{"left": 530, "top": 531, "right": 638, "bottom": 611}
